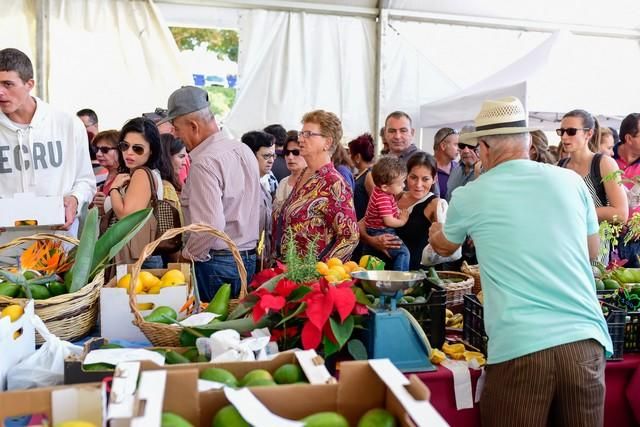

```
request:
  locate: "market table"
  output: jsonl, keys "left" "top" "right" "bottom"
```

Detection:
{"left": 414, "top": 354, "right": 640, "bottom": 427}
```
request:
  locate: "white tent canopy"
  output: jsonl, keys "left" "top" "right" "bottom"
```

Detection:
{"left": 420, "top": 31, "right": 640, "bottom": 131}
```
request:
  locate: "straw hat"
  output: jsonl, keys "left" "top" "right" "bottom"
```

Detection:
{"left": 460, "top": 96, "right": 538, "bottom": 142}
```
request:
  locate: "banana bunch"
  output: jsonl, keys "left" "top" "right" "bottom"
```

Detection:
{"left": 446, "top": 309, "right": 463, "bottom": 329}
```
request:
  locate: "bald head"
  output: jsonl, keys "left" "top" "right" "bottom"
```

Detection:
{"left": 479, "top": 132, "right": 530, "bottom": 170}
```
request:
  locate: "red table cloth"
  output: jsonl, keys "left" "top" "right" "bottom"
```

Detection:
{"left": 414, "top": 354, "right": 640, "bottom": 427}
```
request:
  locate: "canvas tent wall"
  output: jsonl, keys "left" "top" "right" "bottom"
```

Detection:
{"left": 419, "top": 31, "right": 640, "bottom": 133}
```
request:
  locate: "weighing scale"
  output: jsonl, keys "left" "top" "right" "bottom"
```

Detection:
{"left": 351, "top": 270, "right": 435, "bottom": 372}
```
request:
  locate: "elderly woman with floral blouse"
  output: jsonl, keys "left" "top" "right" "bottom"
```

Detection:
{"left": 272, "top": 110, "right": 358, "bottom": 261}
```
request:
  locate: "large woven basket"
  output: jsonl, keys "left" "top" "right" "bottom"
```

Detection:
{"left": 432, "top": 271, "right": 474, "bottom": 307}
{"left": 129, "top": 223, "right": 248, "bottom": 346}
{"left": 461, "top": 262, "right": 482, "bottom": 294}
{"left": 0, "top": 233, "right": 104, "bottom": 344}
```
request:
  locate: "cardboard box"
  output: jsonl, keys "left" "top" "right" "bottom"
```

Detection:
{"left": 0, "top": 192, "right": 64, "bottom": 229}
{"left": 100, "top": 263, "right": 190, "bottom": 342}
{"left": 0, "top": 368, "right": 199, "bottom": 427}
{"left": 0, "top": 300, "right": 35, "bottom": 390}
{"left": 199, "top": 359, "right": 446, "bottom": 427}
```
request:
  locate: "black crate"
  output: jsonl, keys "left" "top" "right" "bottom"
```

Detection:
{"left": 398, "top": 279, "right": 446, "bottom": 349}
{"left": 603, "top": 302, "right": 626, "bottom": 361}
{"left": 462, "top": 294, "right": 487, "bottom": 355}
{"left": 596, "top": 289, "right": 640, "bottom": 353}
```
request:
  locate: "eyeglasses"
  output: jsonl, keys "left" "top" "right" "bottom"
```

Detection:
{"left": 260, "top": 153, "right": 276, "bottom": 160}
{"left": 457, "top": 143, "right": 476, "bottom": 150}
{"left": 556, "top": 127, "right": 590, "bottom": 136}
{"left": 299, "top": 130, "right": 325, "bottom": 139}
{"left": 283, "top": 149, "right": 301, "bottom": 157}
{"left": 118, "top": 141, "right": 146, "bottom": 155}
{"left": 95, "top": 146, "right": 118, "bottom": 154}
{"left": 438, "top": 129, "right": 458, "bottom": 146}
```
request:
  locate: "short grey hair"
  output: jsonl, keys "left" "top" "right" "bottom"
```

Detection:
{"left": 483, "top": 132, "right": 530, "bottom": 150}
{"left": 184, "top": 106, "right": 214, "bottom": 123}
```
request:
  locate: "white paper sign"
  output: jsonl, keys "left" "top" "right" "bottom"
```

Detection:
{"left": 224, "top": 387, "right": 304, "bottom": 427}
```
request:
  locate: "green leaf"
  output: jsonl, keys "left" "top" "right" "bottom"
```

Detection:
{"left": 330, "top": 316, "right": 354, "bottom": 348}
{"left": 0, "top": 270, "right": 23, "bottom": 283}
{"left": 27, "top": 274, "right": 60, "bottom": 286}
{"left": 68, "top": 208, "right": 99, "bottom": 293}
{"left": 89, "top": 208, "right": 153, "bottom": 278}
{"left": 322, "top": 335, "right": 341, "bottom": 358}
{"left": 347, "top": 339, "right": 368, "bottom": 360}
{"left": 276, "top": 302, "right": 307, "bottom": 327}
{"left": 192, "top": 316, "right": 269, "bottom": 333}
{"left": 354, "top": 287, "right": 371, "bottom": 306}
{"left": 289, "top": 285, "right": 312, "bottom": 301}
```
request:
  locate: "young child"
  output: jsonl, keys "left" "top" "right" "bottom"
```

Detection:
{"left": 363, "top": 156, "right": 410, "bottom": 271}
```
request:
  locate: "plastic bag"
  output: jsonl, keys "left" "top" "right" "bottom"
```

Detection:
{"left": 7, "top": 315, "right": 83, "bottom": 390}
{"left": 625, "top": 184, "right": 640, "bottom": 209}
{"left": 421, "top": 199, "right": 462, "bottom": 266}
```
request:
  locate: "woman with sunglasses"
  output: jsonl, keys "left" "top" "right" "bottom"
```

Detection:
{"left": 274, "top": 131, "right": 307, "bottom": 208}
{"left": 557, "top": 110, "right": 628, "bottom": 262}
{"left": 108, "top": 117, "right": 180, "bottom": 268}
{"left": 90, "top": 130, "right": 120, "bottom": 214}
{"left": 272, "top": 110, "right": 358, "bottom": 262}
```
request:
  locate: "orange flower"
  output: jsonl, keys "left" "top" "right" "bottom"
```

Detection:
{"left": 20, "top": 240, "right": 73, "bottom": 275}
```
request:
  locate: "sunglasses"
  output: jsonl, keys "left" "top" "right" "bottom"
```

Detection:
{"left": 283, "top": 149, "right": 301, "bottom": 157}
{"left": 95, "top": 146, "right": 118, "bottom": 154}
{"left": 556, "top": 127, "right": 590, "bottom": 137}
{"left": 457, "top": 143, "right": 476, "bottom": 150}
{"left": 118, "top": 141, "right": 146, "bottom": 155}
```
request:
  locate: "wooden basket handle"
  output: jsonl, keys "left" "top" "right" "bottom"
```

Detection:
{"left": 128, "top": 223, "right": 248, "bottom": 322}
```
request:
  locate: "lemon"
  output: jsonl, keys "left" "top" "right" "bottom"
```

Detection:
{"left": 327, "top": 257, "right": 343, "bottom": 268}
{"left": 55, "top": 421, "right": 98, "bottom": 427}
{"left": 116, "top": 274, "right": 131, "bottom": 289}
{"left": 160, "top": 269, "right": 186, "bottom": 287}
{"left": 359, "top": 255, "right": 371, "bottom": 268}
{"left": 148, "top": 286, "right": 161, "bottom": 294}
{"left": 139, "top": 271, "right": 161, "bottom": 291}
{"left": 1, "top": 304, "right": 24, "bottom": 322}
{"left": 329, "top": 265, "right": 347, "bottom": 277}
{"left": 316, "top": 261, "right": 330, "bottom": 276}
{"left": 343, "top": 261, "right": 359, "bottom": 273}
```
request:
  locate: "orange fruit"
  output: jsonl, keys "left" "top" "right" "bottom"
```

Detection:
{"left": 327, "top": 257, "right": 343, "bottom": 268}
{"left": 329, "top": 265, "right": 347, "bottom": 277}
{"left": 343, "top": 261, "right": 359, "bottom": 273}
{"left": 316, "top": 261, "right": 330, "bottom": 276}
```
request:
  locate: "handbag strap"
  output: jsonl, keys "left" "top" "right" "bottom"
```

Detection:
{"left": 139, "top": 166, "right": 159, "bottom": 207}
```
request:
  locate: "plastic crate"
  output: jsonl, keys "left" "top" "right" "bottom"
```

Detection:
{"left": 462, "top": 296, "right": 625, "bottom": 360}
{"left": 597, "top": 289, "right": 640, "bottom": 353}
{"left": 603, "top": 302, "right": 626, "bottom": 361}
{"left": 462, "top": 294, "right": 487, "bottom": 355}
{"left": 398, "top": 280, "right": 446, "bottom": 349}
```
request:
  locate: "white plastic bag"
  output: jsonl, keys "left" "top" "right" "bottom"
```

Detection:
{"left": 7, "top": 315, "right": 83, "bottom": 390}
{"left": 626, "top": 184, "right": 640, "bottom": 209}
{"left": 421, "top": 199, "right": 462, "bottom": 266}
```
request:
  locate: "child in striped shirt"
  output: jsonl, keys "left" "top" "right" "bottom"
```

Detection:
{"left": 363, "top": 156, "right": 410, "bottom": 271}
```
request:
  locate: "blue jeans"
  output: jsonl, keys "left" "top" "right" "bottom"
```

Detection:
{"left": 364, "top": 227, "right": 410, "bottom": 271}
{"left": 195, "top": 250, "right": 256, "bottom": 302}
{"left": 141, "top": 255, "right": 163, "bottom": 269}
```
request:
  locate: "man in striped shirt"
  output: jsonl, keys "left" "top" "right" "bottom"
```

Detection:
{"left": 362, "top": 156, "right": 410, "bottom": 271}
{"left": 161, "top": 86, "right": 260, "bottom": 301}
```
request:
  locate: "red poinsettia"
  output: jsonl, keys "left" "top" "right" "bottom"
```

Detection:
{"left": 245, "top": 269, "right": 367, "bottom": 356}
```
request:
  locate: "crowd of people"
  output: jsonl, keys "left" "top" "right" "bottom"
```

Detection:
{"left": 4, "top": 45, "right": 640, "bottom": 426}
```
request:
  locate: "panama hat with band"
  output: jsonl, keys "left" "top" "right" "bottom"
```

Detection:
{"left": 460, "top": 96, "right": 539, "bottom": 143}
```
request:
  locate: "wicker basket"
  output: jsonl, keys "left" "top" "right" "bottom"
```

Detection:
{"left": 432, "top": 271, "right": 474, "bottom": 307}
{"left": 129, "top": 223, "right": 248, "bottom": 346}
{"left": 461, "top": 261, "right": 482, "bottom": 294}
{"left": 0, "top": 233, "right": 104, "bottom": 344}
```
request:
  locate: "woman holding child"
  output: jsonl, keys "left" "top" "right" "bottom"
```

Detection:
{"left": 359, "top": 152, "right": 440, "bottom": 270}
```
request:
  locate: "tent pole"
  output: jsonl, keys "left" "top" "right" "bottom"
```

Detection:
{"left": 35, "top": 0, "right": 49, "bottom": 100}
{"left": 373, "top": 8, "right": 386, "bottom": 154}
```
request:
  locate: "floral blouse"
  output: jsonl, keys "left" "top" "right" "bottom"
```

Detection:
{"left": 273, "top": 163, "right": 358, "bottom": 262}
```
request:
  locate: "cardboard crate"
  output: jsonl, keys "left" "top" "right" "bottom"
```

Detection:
{"left": 0, "top": 368, "right": 199, "bottom": 427}
{"left": 0, "top": 300, "right": 35, "bottom": 391}
{"left": 100, "top": 263, "right": 191, "bottom": 342}
{"left": 0, "top": 193, "right": 64, "bottom": 229}
{"left": 199, "top": 359, "right": 445, "bottom": 427}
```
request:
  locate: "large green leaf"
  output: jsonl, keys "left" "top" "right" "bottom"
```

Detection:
{"left": 322, "top": 335, "right": 341, "bottom": 358}
{"left": 67, "top": 207, "right": 99, "bottom": 293}
{"left": 330, "top": 316, "right": 354, "bottom": 348}
{"left": 289, "top": 285, "right": 312, "bottom": 301}
{"left": 192, "top": 316, "right": 269, "bottom": 333}
{"left": 89, "top": 208, "right": 153, "bottom": 278}
{"left": 347, "top": 339, "right": 367, "bottom": 360}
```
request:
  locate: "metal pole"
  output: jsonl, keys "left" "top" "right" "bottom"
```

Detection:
{"left": 35, "top": 0, "right": 48, "bottom": 100}
{"left": 373, "top": 9, "right": 387, "bottom": 154}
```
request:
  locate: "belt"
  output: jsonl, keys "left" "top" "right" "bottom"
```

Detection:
{"left": 211, "top": 248, "right": 256, "bottom": 256}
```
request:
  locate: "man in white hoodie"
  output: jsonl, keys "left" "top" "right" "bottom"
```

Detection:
{"left": 0, "top": 48, "right": 95, "bottom": 243}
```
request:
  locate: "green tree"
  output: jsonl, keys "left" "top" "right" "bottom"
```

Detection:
{"left": 170, "top": 27, "right": 239, "bottom": 62}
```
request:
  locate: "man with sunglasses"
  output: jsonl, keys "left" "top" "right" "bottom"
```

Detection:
{"left": 0, "top": 48, "right": 95, "bottom": 248}
{"left": 160, "top": 86, "right": 261, "bottom": 301}
{"left": 446, "top": 126, "right": 479, "bottom": 202}
{"left": 429, "top": 97, "right": 611, "bottom": 427}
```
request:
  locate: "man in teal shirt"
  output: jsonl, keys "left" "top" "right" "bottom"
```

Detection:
{"left": 429, "top": 97, "right": 612, "bottom": 427}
